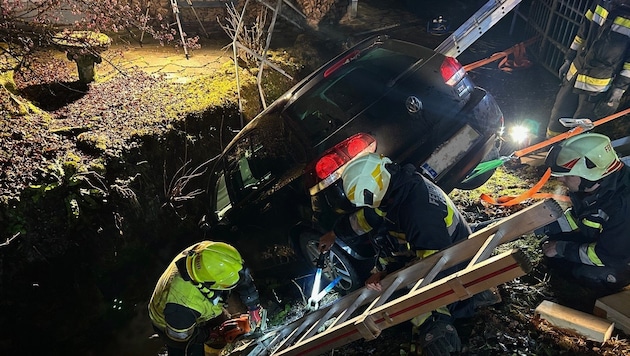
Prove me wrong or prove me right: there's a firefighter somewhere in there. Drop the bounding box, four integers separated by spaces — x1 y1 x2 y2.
148 241 264 356
541 133 630 294
546 0 630 138
318 153 500 356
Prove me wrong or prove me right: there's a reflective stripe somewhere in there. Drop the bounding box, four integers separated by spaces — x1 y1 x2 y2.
582 218 603 232
165 324 195 342
444 201 454 227
349 209 373 235
565 208 579 231
566 62 578 80
441 190 460 236
570 35 584 51
416 249 438 259
346 184 356 203
612 16 630 36
585 9 594 22
574 73 611 93
579 242 604 266
591 5 607 26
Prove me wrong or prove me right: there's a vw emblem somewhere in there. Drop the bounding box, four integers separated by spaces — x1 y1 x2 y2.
405 96 422 114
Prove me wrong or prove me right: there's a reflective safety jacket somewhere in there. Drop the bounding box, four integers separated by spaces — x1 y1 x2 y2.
553 165 630 270
148 243 259 342
333 163 471 270
564 1 630 94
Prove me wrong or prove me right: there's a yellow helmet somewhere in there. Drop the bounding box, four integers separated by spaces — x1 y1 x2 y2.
341 153 392 208
545 133 622 181
185 241 243 289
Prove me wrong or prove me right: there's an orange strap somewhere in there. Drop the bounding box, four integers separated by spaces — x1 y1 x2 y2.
463 36 539 72
513 106 630 158
479 168 571 206
497 42 532 72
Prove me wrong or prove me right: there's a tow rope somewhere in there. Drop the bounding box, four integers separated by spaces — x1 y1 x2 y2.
467 107 630 206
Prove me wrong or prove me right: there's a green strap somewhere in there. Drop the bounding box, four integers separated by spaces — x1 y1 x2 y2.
461 157 509 183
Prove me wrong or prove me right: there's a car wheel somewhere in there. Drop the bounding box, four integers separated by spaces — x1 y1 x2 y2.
455 146 500 190
298 230 364 293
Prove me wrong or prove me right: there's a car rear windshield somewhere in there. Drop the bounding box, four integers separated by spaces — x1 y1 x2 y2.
286 47 418 143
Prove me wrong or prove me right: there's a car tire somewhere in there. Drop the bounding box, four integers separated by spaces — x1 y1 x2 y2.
298 230 365 294
455 146 500 190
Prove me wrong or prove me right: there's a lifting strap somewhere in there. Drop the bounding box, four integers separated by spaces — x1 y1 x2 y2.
463 36 539 72
479 168 571 206
477 107 630 206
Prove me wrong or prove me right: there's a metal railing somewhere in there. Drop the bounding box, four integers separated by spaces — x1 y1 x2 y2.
520 0 593 77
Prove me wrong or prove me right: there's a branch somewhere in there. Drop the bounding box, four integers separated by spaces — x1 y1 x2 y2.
0 232 21 248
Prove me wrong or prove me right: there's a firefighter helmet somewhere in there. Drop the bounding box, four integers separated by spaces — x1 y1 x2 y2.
186 241 243 289
545 133 622 182
341 153 392 208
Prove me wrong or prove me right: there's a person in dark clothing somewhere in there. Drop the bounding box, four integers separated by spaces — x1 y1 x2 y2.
149 241 264 356
318 153 499 356
546 0 630 138
541 133 630 294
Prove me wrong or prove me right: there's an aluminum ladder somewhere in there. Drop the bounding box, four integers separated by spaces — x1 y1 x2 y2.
434 0 523 58
231 199 564 356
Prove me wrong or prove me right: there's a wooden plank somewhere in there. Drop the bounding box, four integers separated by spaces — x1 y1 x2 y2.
593 290 630 335
535 300 614 342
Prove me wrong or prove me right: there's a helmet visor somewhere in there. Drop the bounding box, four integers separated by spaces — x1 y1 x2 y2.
545 145 574 176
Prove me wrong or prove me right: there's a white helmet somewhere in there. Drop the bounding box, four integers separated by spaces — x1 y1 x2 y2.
545 133 623 181
341 153 392 208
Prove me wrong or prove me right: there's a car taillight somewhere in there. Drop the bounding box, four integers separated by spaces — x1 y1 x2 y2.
315 154 346 179
440 56 466 86
308 133 376 195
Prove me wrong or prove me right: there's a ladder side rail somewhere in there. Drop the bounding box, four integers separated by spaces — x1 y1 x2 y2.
435 0 516 54
273 249 530 356
435 0 523 57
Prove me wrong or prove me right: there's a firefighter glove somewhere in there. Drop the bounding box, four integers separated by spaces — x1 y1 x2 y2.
558 60 571 79
606 88 625 109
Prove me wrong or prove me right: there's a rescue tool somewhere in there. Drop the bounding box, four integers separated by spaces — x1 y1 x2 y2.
307 252 341 310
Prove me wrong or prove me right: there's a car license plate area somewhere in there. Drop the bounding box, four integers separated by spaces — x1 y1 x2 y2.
420 124 480 180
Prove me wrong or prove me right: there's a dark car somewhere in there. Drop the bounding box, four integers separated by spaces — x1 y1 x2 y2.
203 35 504 292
